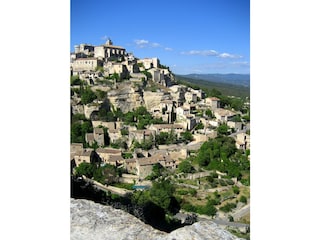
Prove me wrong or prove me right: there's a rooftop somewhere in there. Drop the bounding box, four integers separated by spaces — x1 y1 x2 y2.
96 148 121 154
94 128 104 134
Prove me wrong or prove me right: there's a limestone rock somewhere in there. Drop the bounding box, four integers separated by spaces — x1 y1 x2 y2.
71 198 165 240
107 84 143 113
71 198 244 240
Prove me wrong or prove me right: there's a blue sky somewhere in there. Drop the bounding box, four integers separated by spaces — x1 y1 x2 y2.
71 0 250 75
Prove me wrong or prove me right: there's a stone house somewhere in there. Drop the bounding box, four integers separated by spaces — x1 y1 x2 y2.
169 85 186 106
104 62 129 79
190 88 205 100
71 58 103 73
136 156 159 179
148 123 185 136
227 121 243 132
205 97 220 110
185 115 197 130
95 147 122 164
148 68 164 83
70 143 83 158
91 121 123 130
137 58 159 69
176 106 190 120
184 92 197 103
214 108 237 123
78 70 103 85
235 133 250 150
85 133 95 146
128 130 155 147
159 100 176 123
93 127 105 146
107 155 124 166
108 129 122 144
123 158 137 174
74 149 101 167
85 127 105 147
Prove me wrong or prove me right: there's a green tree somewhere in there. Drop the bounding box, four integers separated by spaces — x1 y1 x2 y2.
155 132 169 145
217 124 229 135
95 89 107 100
150 180 175 213
71 122 83 143
230 98 244 111
232 186 240 195
81 121 93 135
81 87 97 104
203 199 217 217
220 202 237 213
240 195 247 204
205 109 213 118
233 114 242 122
134 106 149 116
195 122 204 130
181 131 194 143
75 162 95 178
124 111 135 124
70 75 82 86
178 160 195 173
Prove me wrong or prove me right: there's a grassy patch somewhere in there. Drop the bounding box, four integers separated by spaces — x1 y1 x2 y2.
238 211 250 224
112 182 134 190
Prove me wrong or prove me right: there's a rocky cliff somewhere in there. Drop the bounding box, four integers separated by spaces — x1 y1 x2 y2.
107 83 144 113
71 198 243 240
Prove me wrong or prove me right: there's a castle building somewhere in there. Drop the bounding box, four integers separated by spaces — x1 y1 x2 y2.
94 38 126 60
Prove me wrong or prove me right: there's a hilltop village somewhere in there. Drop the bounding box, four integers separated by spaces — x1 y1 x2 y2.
70 39 250 237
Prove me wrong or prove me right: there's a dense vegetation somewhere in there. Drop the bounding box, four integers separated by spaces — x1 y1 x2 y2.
195 136 250 180
175 75 250 98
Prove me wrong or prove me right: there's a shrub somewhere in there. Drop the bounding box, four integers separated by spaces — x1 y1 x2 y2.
220 203 237 213
181 203 196 212
219 179 227 186
226 179 235 185
239 195 247 204
232 186 240 195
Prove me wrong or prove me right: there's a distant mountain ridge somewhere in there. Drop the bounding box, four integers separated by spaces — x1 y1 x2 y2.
178 73 250 87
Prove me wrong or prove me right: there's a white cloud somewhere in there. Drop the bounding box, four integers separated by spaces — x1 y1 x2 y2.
151 42 161 47
133 39 174 51
134 39 149 48
218 53 243 59
181 50 218 56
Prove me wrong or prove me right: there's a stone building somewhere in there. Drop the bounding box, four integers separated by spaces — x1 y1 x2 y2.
123 158 137 174
94 38 126 60
93 127 105 146
137 58 159 69
235 133 250 150
214 108 237 123
227 121 243 132
95 147 122 164
205 97 220 110
108 129 122 144
185 92 197 103
128 130 155 147
136 156 159 179
148 123 185 136
71 58 103 73
73 149 101 167
85 133 95 146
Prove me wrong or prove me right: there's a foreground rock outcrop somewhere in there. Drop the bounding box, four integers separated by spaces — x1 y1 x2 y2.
71 198 243 240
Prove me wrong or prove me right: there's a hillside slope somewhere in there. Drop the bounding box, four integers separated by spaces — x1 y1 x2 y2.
175 75 250 98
